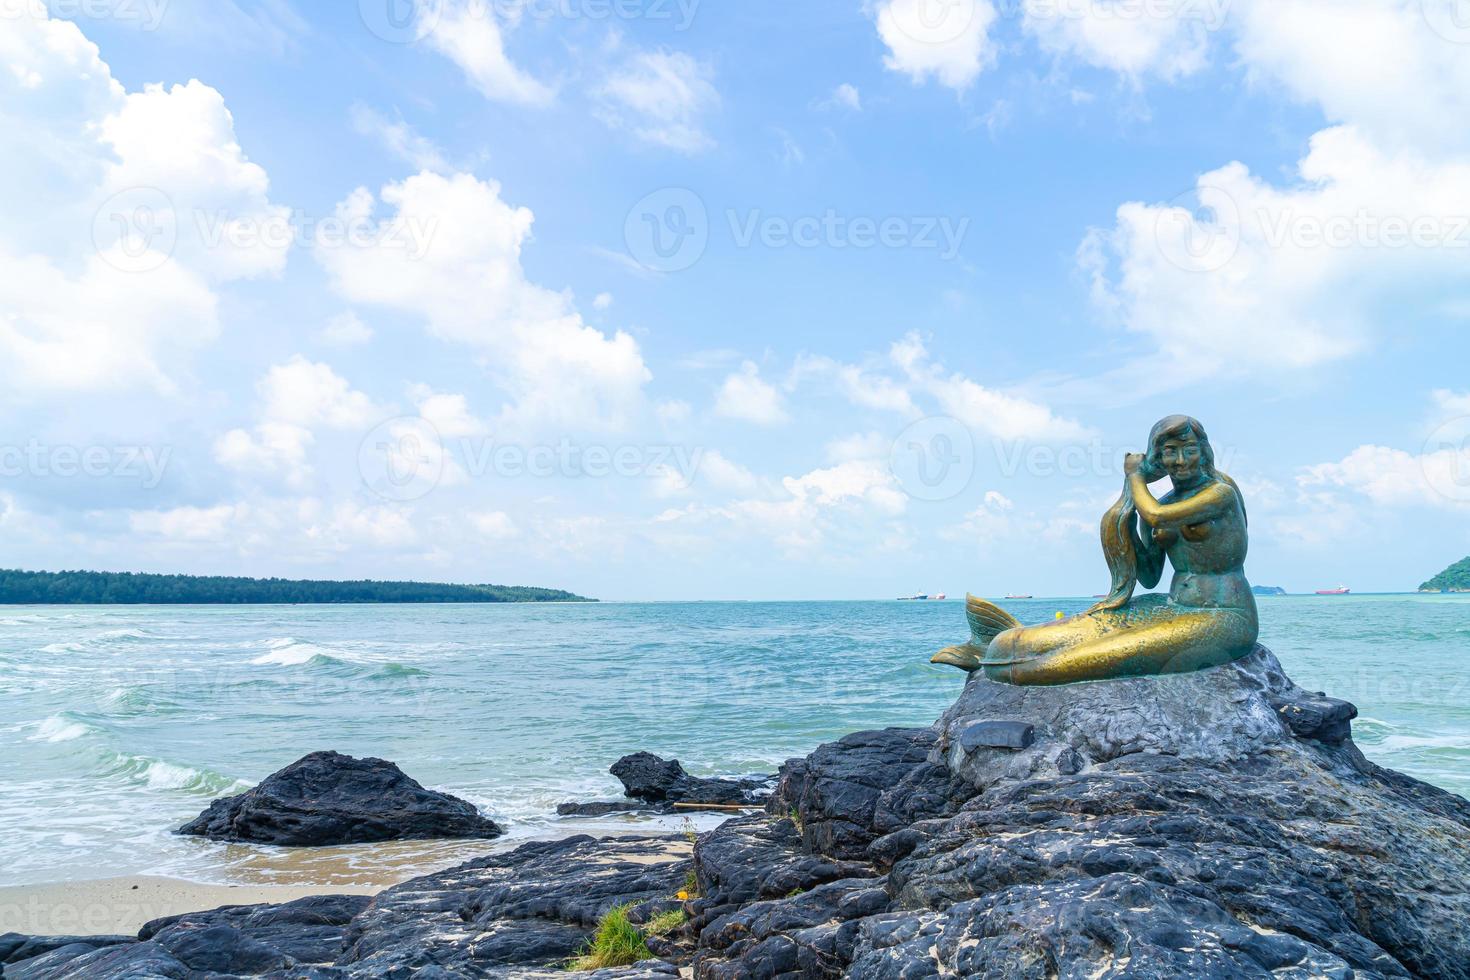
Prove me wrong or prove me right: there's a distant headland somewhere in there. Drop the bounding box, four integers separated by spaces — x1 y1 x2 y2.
1420 556 1470 593
0 569 594 605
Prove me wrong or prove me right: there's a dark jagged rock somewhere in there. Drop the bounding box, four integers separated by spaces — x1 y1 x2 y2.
611 752 768 806
1270 691 1359 743
767 728 969 861
338 834 691 975
558 753 772 817
2 894 369 980
177 751 503 846
0 935 132 969
14 645 1470 979
556 800 642 817
956 719 1034 751
686 646 1470 978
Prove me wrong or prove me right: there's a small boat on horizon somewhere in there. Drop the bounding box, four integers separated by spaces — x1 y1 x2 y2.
897 592 948 601
1315 585 1351 595
1004 594 1033 600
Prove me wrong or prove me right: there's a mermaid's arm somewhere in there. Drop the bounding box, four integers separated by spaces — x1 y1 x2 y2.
1129 474 1234 529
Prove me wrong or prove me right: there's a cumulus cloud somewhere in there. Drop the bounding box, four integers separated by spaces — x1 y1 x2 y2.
597 49 719 153
421 0 553 106
873 0 999 91
890 334 1090 441
1022 0 1217 80
0 7 286 393
1082 126 1470 382
714 361 788 425
316 171 651 429
316 312 373 347
214 357 378 486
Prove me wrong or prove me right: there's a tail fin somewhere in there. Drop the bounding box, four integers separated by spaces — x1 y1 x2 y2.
930 595 1022 672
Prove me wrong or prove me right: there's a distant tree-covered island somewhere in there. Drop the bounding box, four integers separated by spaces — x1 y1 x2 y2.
1250 585 1287 596
1420 557 1470 593
0 569 594 605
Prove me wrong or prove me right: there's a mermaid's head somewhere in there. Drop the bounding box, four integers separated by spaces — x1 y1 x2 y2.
1145 415 1216 487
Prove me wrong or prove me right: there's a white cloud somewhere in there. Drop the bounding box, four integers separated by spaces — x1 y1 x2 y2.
597 49 718 153
1021 0 1216 80
350 104 451 173
593 292 614 311
0 8 286 393
409 384 485 438
1300 443 1470 512
129 503 244 541
1082 126 1470 382
1231 0 1470 158
831 83 862 111
317 311 374 347
258 356 376 428
794 353 918 415
469 510 519 540
714 361 788 425
697 450 759 493
656 399 692 424
316 171 651 429
890 334 1090 440
214 357 377 486
422 0 553 107
874 0 999 91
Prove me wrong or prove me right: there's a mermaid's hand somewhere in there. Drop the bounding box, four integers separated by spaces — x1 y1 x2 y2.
1124 452 1147 477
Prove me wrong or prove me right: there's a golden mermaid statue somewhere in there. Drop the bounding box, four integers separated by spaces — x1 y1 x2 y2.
933 415 1259 685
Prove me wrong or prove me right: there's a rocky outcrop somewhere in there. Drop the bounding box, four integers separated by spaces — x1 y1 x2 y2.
558 753 771 816
686 645 1470 978
177 750 503 846
12 645 1470 979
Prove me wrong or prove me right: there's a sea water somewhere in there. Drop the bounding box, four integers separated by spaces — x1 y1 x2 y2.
1 596 1467 888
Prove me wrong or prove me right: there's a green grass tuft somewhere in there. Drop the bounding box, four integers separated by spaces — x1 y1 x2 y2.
566 903 652 972
644 909 687 937
683 868 700 898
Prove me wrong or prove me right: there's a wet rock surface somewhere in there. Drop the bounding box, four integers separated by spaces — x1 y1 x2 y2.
177 751 504 846
12 646 1470 978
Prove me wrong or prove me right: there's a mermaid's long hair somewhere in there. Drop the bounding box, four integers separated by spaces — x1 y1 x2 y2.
1089 416 1243 614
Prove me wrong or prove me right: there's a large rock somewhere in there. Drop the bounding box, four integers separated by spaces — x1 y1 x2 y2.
686 645 1470 978
177 750 503 846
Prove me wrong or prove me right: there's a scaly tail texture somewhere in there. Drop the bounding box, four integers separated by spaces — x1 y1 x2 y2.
931 595 1022 671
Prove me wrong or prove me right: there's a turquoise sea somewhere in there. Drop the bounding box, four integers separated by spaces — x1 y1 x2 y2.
2 595 1468 888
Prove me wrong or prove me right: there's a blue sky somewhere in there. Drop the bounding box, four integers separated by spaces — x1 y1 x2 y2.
2 0 1469 600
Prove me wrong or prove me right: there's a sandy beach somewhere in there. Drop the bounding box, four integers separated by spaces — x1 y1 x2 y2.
0 876 383 937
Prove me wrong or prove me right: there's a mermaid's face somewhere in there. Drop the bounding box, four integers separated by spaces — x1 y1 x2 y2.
1159 430 1203 484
